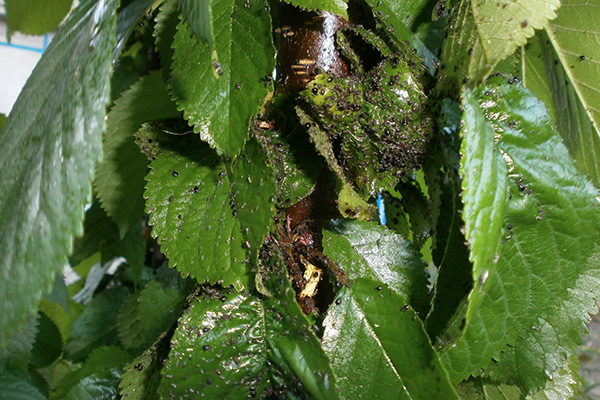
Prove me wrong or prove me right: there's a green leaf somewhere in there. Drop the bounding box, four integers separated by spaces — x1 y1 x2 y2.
439 78 600 390
65 286 131 362
523 27 600 187
117 275 191 350
0 0 117 346
322 278 458 399
65 346 131 400
158 258 338 399
119 334 170 400
392 181 433 250
259 253 339 400
280 0 347 19
438 0 559 93
0 370 46 400
230 138 277 265
0 316 39 373
96 71 180 232
423 100 473 342
153 0 179 77
70 201 120 266
43 274 71 313
459 87 509 285
255 117 322 208
114 0 156 60
179 0 215 49
5 0 73 36
323 219 430 315
296 107 376 219
144 134 251 289
39 299 74 346
169 0 275 156
70 200 144 281
29 312 63 368
483 274 592 393
364 0 439 73
157 290 270 399
456 356 580 399
545 0 600 141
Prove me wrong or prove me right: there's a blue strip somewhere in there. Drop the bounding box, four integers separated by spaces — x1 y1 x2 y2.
0 41 45 53
377 193 387 226
0 34 49 53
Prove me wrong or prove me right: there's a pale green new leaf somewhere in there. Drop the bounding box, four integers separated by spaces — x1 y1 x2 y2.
96 71 179 232
439 0 559 92
440 79 600 391
5 0 73 37
0 0 117 345
144 134 251 290
281 0 347 19
169 0 275 156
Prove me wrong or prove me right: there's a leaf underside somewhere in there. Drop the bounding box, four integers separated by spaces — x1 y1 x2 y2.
0 0 117 345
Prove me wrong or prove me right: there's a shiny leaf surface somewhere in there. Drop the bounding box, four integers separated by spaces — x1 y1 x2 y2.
157 282 338 399
459 88 508 284
144 134 251 289
323 219 429 314
322 278 458 399
169 0 275 156
440 79 600 392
